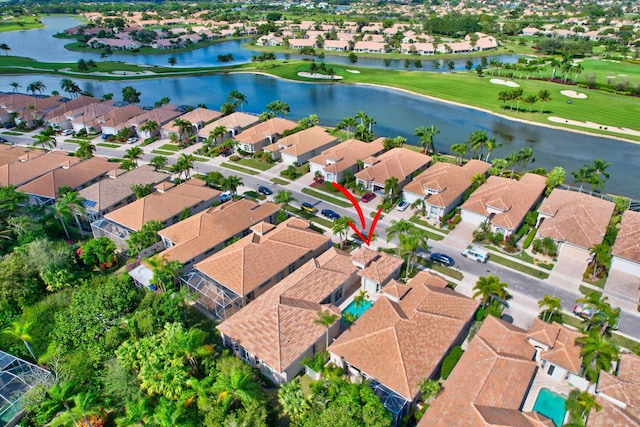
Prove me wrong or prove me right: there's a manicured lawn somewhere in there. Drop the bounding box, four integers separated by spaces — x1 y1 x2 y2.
2 131 25 136
236 158 275 171
220 162 260 175
157 143 180 152
64 139 82 144
489 252 550 279
579 285 602 297
193 156 209 162
409 214 449 235
0 17 43 33
301 188 352 208
308 183 349 200
289 207 333 229
414 258 463 280
97 143 119 148
151 149 175 156
271 177 289 185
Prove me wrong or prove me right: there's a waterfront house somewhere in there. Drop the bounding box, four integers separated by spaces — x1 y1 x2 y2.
287 38 317 49
354 148 431 195
353 41 386 53
181 218 332 319
460 173 546 238
96 105 144 136
160 107 222 139
43 96 100 131
611 210 640 277
197 112 259 141
309 138 385 183
128 106 182 139
234 117 298 154
263 126 338 165
64 101 117 133
399 43 435 55
403 160 491 220
323 40 350 51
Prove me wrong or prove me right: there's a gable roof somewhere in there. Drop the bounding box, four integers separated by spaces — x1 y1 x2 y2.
527 319 583 374
330 272 478 401
158 199 280 263
0 146 38 168
161 108 222 133
264 126 337 157
0 151 81 187
538 189 614 248
355 148 431 185
104 178 219 231
308 138 385 175
590 354 640 426
234 118 298 145
357 251 404 284
43 96 100 121
461 173 546 231
612 210 640 263
198 112 259 136
194 218 331 297
419 316 538 427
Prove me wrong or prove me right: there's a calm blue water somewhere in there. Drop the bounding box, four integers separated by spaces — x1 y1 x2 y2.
343 299 373 318
533 388 566 427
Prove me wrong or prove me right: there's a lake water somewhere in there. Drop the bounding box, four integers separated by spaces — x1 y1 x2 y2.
2 17 640 199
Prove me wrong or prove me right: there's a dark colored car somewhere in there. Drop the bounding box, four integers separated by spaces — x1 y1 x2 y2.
429 253 455 267
361 192 376 203
101 134 113 140
258 186 273 195
0 137 8 143
301 202 317 213
321 209 340 220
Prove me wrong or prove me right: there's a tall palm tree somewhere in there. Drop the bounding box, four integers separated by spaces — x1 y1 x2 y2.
332 216 352 249
265 100 291 118
467 130 488 160
212 367 261 414
571 166 594 191
227 90 247 112
484 137 501 162
38 381 77 421
386 219 412 255
139 120 159 138
517 147 535 171
590 159 611 192
32 131 57 151
338 117 357 139
173 153 196 180
58 191 87 235
51 197 73 239
565 389 601 425
450 143 468 165
575 328 619 382
124 146 144 167
150 155 168 171
399 229 428 279
0 43 10 56
384 176 399 202
588 243 611 282
274 190 295 215
173 118 194 147
10 82 21 93
538 295 562 322
473 275 510 308
3 320 37 361
209 125 228 145
314 309 340 349
511 88 524 114
538 89 551 113
414 125 440 154
221 174 243 196
75 140 95 159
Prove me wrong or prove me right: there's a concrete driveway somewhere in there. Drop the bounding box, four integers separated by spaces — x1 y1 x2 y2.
548 244 590 292
443 221 476 251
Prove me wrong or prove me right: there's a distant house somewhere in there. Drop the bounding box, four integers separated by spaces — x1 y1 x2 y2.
353 41 386 53
234 118 298 154
403 160 491 220
309 138 385 183
399 42 435 55
521 27 542 36
287 38 316 49
460 173 546 238
355 148 431 194
256 33 284 46
263 126 338 164
181 218 332 319
217 248 359 384
87 37 141 50
611 210 640 277
323 40 350 51
91 179 220 249
589 353 640 426
330 271 479 425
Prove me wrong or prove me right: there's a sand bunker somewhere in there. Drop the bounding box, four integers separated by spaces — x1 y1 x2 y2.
346 69 360 74
297 72 343 80
548 116 640 137
489 78 520 87
560 90 588 99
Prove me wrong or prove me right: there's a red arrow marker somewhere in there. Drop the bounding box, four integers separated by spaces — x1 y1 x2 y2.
330 182 382 246
331 182 366 229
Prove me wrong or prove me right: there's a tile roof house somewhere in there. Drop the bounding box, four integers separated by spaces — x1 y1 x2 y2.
128 106 182 139
66 101 117 133
0 151 80 188
353 40 386 53
324 39 350 51
16 157 116 206
419 316 545 427
181 218 332 319
217 248 360 384
91 178 220 249
157 199 281 268
0 94 65 129
160 108 222 139
460 173 547 238
355 148 431 195
330 271 479 424
352 247 404 295
309 138 385 183
403 160 491 221
0 146 38 168
43 96 100 130
95 105 145 135
77 165 170 223
610 210 640 277
537 189 615 250
197 112 260 140
526 319 584 384
264 126 338 165
234 118 298 154
588 353 640 426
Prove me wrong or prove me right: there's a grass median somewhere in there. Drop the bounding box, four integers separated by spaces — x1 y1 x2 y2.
489 252 550 279
301 188 352 208
221 162 260 176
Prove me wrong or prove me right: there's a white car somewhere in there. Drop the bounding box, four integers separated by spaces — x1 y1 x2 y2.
396 200 410 211
61 129 74 136
127 137 139 144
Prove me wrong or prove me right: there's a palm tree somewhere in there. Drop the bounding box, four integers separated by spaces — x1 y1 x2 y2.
314 309 340 349
173 153 196 180
31 80 46 94
517 147 535 171
209 125 228 145
565 389 601 425
411 198 426 217
274 190 295 215
511 88 524 114
205 171 224 189
538 295 562 322
3 320 37 361
450 143 468 165
484 137 501 162
150 155 168 171
538 89 551 113
575 328 619 382
386 219 412 255
57 191 87 234
38 381 77 421
588 243 611 281
0 43 10 56
212 367 261 414
571 166 594 191
467 130 488 159
590 159 611 192
227 90 247 112
353 289 369 309
473 274 510 308
75 140 95 159
173 118 194 147
414 125 440 154
221 175 243 196
524 94 538 113
139 120 159 138
278 380 309 421
384 176 399 202
399 228 428 279
332 216 352 249
265 100 291 117
32 131 57 151
124 146 144 167
10 82 21 93
549 58 561 80
51 197 72 239
338 117 357 139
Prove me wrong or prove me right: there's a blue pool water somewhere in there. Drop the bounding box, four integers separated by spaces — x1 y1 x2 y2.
342 299 373 319
532 388 567 427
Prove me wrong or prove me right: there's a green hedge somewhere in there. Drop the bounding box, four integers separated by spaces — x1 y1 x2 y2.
440 346 464 380
523 227 537 249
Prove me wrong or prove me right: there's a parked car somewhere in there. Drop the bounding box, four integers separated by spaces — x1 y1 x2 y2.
321 209 340 220
258 186 273 195
573 305 619 330
461 246 489 263
301 202 317 213
0 137 8 143
429 253 455 267
127 137 139 144
101 134 113 140
61 129 74 136
396 200 410 211
220 192 232 203
361 192 376 203
3 123 15 129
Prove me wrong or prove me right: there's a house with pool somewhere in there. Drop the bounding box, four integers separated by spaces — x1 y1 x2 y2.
329 271 479 425
351 247 403 295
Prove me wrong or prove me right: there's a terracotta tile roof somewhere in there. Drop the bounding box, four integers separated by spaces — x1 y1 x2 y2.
275 127 337 157
590 354 640 426
589 396 640 427
67 101 116 124
17 157 115 199
612 210 640 263
357 251 404 284
419 316 537 427
404 160 490 208
158 199 280 263
355 148 431 186
234 118 298 145
527 319 583 374
161 108 222 133
475 407 554 427
330 274 478 401
308 138 385 175
538 189 614 249
44 96 100 120
0 94 64 113
461 173 546 231
128 106 182 127
194 218 331 297
94 105 144 130
216 249 354 373
198 112 259 136
0 146 38 168
104 178 219 231
350 247 380 267
0 151 80 187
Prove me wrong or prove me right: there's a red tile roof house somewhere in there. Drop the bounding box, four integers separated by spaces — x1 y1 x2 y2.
353 41 387 53
588 353 640 426
160 107 222 140
216 247 360 384
234 118 298 154
64 101 117 133
287 38 317 49
128 106 182 139
309 138 385 183
611 210 640 277
90 178 220 250
43 96 101 131
351 247 404 295
0 94 65 129
180 218 332 320
77 165 170 223
0 151 80 188
197 112 260 142
94 105 145 136
403 160 491 221
263 126 338 165
460 173 547 238
329 271 479 425
419 316 553 427
355 148 431 195
536 189 615 253
16 157 116 207
0 145 38 168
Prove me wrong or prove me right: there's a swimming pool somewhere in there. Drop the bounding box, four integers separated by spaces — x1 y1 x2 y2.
342 299 373 319
532 388 567 427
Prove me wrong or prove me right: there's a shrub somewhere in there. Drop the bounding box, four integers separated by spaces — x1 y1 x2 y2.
440 346 464 380
523 227 537 249
475 307 486 321
229 155 240 161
